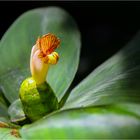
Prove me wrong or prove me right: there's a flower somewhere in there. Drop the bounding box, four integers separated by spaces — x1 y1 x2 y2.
30 33 60 85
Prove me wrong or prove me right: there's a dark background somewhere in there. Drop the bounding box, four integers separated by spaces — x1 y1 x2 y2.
0 1 140 87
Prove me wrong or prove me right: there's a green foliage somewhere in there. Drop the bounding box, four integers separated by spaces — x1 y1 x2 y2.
64 31 140 109
20 104 140 139
0 91 8 118
0 7 80 103
8 99 25 123
0 6 140 139
0 128 21 140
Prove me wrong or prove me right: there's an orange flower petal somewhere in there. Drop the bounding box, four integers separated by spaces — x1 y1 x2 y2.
36 33 60 63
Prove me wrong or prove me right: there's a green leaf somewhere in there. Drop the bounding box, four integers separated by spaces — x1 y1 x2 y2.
0 95 21 129
0 128 21 140
0 118 20 130
0 7 80 103
0 101 8 118
114 103 140 117
8 99 26 123
0 90 8 118
20 104 140 139
63 32 140 109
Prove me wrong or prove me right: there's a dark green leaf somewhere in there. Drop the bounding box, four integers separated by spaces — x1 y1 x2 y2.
64 32 140 109
20 104 140 139
0 90 8 118
0 7 80 103
0 102 8 118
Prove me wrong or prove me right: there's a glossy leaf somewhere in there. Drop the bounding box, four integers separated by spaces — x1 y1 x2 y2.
8 99 25 123
20 104 140 139
0 128 21 140
0 7 80 103
64 32 140 109
0 95 21 130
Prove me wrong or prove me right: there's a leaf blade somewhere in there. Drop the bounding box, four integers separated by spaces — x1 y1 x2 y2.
0 128 21 140
8 99 26 123
0 7 80 103
0 90 8 118
20 104 140 139
64 31 140 109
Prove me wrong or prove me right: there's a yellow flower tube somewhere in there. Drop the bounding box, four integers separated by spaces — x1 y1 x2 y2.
30 33 60 85
19 33 60 122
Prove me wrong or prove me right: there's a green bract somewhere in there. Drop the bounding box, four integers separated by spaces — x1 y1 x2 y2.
0 7 140 139
20 77 58 121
